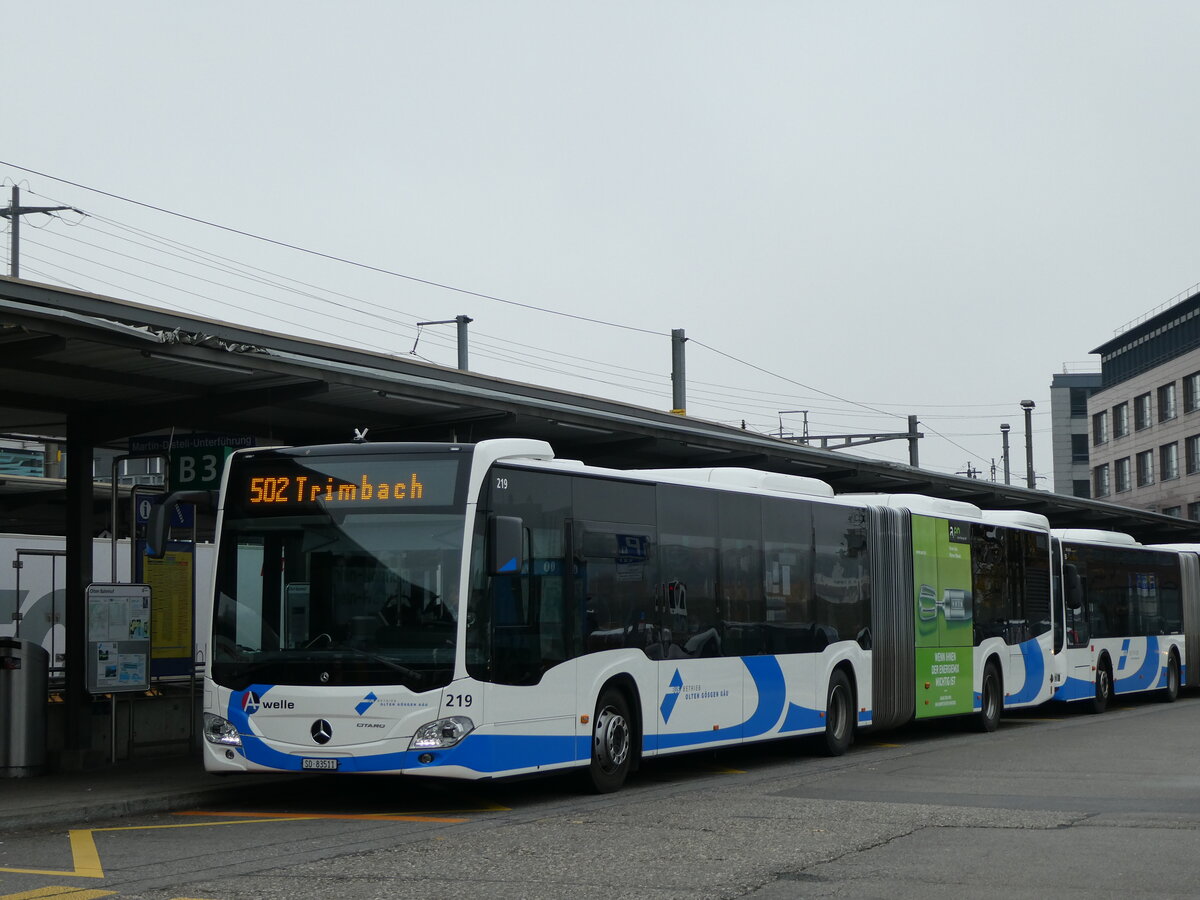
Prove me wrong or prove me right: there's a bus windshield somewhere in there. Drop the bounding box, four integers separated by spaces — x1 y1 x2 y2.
210 450 468 692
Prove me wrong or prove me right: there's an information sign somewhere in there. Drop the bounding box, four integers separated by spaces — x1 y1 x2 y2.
85 583 151 694
135 541 196 677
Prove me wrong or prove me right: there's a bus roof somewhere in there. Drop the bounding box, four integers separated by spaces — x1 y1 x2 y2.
1052 528 1141 547
979 509 1051 531
634 467 835 498
843 493 982 520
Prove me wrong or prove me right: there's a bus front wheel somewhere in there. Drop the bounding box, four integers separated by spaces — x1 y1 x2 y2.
587 688 633 793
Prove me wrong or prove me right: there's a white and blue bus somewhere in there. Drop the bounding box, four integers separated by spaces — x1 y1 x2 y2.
1051 530 1188 711
173 439 1188 791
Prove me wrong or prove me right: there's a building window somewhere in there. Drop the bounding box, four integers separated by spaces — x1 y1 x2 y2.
1136 450 1155 486
1187 372 1200 413
1070 387 1091 418
1189 501 1200 521
1070 433 1089 463
1093 464 1110 498
1161 442 1180 481
1135 393 1152 430
1113 402 1129 438
1092 410 1109 445
1189 435 1200 475
1158 382 1178 422
1164 506 1183 518
1073 479 1091 498
1114 457 1131 493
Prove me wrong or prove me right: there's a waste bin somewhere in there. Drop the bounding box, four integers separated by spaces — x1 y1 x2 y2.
0 638 48 777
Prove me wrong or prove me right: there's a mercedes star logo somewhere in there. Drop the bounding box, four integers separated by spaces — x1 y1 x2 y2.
311 719 333 744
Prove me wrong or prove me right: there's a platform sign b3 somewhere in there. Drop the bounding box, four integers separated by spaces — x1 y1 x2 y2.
170 445 231 491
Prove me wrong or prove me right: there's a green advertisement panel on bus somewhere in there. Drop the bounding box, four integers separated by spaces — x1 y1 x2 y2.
912 515 974 717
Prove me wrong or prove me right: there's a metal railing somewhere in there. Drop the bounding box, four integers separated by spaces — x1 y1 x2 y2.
1115 282 1200 336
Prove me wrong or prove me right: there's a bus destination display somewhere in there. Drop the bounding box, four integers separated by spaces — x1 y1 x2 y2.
230 457 461 514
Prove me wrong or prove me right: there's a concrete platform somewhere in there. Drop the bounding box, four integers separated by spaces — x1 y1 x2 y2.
1 754 303 832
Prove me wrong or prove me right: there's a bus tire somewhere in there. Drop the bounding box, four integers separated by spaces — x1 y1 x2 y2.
587 688 633 794
1091 658 1112 715
822 669 854 757
976 661 1001 733
1161 653 1180 703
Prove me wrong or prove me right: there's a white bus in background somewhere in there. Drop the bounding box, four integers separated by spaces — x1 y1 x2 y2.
0 534 214 674
1053 530 1187 711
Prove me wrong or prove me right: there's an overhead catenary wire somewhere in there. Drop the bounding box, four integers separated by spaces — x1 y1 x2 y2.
34 206 679 388
23 173 1048 418
2 159 664 337
5 162 1051 473
17 165 1044 424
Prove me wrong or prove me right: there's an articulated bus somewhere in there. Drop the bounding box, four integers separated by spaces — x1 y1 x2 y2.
175 439 1193 792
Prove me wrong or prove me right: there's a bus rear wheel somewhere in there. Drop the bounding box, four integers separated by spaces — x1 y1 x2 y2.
822 670 853 756
587 688 633 794
976 661 1001 733
1161 653 1180 703
1090 659 1112 714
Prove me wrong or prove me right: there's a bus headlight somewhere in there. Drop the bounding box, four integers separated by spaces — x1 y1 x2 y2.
203 713 243 747
409 716 475 750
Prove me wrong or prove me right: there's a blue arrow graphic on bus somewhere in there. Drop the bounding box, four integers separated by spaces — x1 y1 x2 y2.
660 669 684 723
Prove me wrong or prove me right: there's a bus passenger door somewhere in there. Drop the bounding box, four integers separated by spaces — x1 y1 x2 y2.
479 515 579 774
572 522 660 752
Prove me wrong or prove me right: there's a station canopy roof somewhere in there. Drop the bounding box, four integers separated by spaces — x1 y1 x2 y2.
1 274 1197 544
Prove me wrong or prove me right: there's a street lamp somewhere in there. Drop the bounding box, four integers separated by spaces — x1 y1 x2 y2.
1000 423 1011 485
1020 400 1036 489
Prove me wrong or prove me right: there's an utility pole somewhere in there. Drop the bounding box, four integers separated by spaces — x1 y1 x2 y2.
777 413 924 459
670 328 686 415
455 315 471 370
778 409 809 441
1000 423 1011 485
414 315 473 370
0 186 73 277
1021 400 1036 489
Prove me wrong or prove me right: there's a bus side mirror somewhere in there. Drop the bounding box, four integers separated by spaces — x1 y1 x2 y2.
488 515 524 576
146 490 218 559
1064 564 1083 612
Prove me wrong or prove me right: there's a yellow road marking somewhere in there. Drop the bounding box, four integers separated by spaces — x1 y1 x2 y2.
0 798 499 881
174 810 469 823
0 887 115 899
0 817 314 879
0 830 105 879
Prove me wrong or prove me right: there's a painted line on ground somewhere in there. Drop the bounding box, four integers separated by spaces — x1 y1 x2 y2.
0 817 316 879
173 810 471 823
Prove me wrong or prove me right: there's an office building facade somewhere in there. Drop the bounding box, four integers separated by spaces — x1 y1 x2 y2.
1049 371 1102 497
1087 290 1200 519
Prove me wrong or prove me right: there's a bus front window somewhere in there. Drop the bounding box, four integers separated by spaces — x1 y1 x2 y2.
212 512 465 691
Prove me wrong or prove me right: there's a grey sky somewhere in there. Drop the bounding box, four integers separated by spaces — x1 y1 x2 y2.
6 2 1200 484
